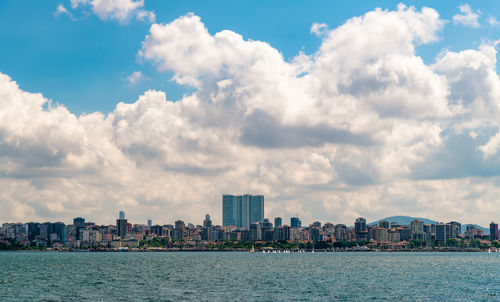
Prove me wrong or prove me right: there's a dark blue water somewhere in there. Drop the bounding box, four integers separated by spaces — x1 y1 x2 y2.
0 252 499 301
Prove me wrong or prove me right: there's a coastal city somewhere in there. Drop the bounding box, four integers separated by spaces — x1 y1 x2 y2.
1 194 499 252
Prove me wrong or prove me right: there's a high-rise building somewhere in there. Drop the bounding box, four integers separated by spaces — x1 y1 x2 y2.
117 211 127 239
354 217 368 241
222 194 264 228
290 217 302 228
223 195 236 227
374 227 388 242
274 217 282 228
283 225 291 241
448 221 461 238
203 214 212 228
310 228 320 242
247 195 264 227
435 223 448 245
249 222 262 241
73 217 85 227
334 224 347 241
26 222 40 241
260 219 273 241
150 225 163 236
410 220 424 240
354 218 367 233
147 220 152 228
174 220 185 240
490 221 499 241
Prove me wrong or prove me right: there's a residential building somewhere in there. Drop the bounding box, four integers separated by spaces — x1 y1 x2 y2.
274 217 282 228
290 217 302 228
490 221 499 241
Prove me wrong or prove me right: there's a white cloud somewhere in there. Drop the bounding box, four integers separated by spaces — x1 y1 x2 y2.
127 71 145 84
487 15 500 26
70 0 155 24
452 4 480 28
54 4 75 20
310 22 328 37
5 5 500 226
136 9 155 23
478 131 500 158
71 0 90 9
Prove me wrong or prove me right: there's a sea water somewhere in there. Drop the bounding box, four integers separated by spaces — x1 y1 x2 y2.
0 251 499 301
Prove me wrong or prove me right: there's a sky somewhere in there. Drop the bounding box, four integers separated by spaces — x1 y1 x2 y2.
2 1 500 226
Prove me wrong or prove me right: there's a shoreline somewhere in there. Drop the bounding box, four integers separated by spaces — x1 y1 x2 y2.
0 248 492 253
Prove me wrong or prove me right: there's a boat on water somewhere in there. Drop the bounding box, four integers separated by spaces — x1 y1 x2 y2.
250 245 255 253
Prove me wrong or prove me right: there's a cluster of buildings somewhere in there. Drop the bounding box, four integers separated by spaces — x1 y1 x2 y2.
1 194 499 249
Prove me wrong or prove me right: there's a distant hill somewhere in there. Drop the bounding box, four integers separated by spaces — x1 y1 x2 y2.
368 216 437 227
368 215 489 235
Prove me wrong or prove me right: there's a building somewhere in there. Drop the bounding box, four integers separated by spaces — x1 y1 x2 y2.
222 195 236 227
354 218 366 233
490 222 499 241
373 227 388 242
448 221 461 238
435 223 448 245
290 217 302 228
410 220 424 240
174 220 185 241
117 211 127 239
309 228 320 242
150 225 163 236
355 218 368 241
378 220 389 229
26 222 40 241
334 224 347 241
274 217 282 228
388 230 400 242
147 220 152 228
222 194 264 228
465 224 475 238
203 215 212 228
249 222 261 241
73 217 85 240
73 217 85 227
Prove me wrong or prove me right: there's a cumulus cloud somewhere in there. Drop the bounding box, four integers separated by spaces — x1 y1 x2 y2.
70 0 155 23
127 71 145 84
136 9 155 23
452 4 480 28
310 22 328 37
5 5 500 226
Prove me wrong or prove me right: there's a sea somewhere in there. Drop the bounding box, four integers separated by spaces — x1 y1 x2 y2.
0 251 499 301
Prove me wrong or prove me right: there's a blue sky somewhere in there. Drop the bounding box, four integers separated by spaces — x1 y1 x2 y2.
3 1 500 225
0 1 498 114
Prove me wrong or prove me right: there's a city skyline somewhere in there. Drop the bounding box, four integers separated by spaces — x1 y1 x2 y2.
1 209 498 251
4 1 500 226
0 209 496 233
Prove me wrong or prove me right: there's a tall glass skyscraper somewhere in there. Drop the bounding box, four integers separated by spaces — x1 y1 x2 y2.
223 195 236 227
290 217 302 228
222 194 264 228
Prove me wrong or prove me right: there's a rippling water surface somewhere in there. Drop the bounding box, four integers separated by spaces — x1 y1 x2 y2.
1 252 499 301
